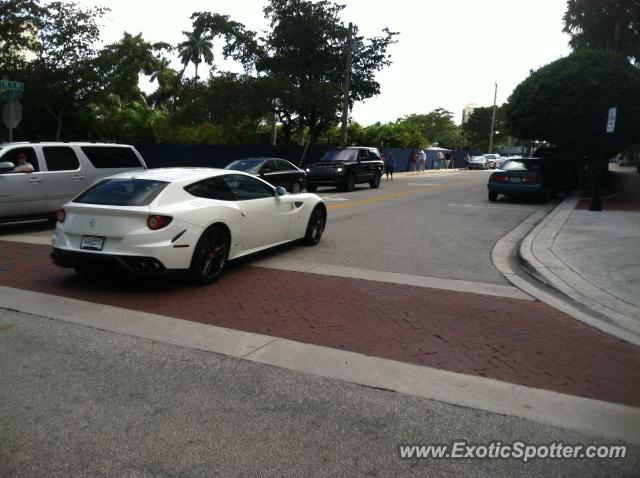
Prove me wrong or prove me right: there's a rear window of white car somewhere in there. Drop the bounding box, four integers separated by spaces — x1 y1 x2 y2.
73 178 168 206
81 146 143 169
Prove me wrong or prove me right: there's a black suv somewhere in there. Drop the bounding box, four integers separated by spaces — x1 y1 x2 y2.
305 147 384 192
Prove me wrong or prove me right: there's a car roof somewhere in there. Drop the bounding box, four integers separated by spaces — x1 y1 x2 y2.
0 141 134 147
106 167 253 183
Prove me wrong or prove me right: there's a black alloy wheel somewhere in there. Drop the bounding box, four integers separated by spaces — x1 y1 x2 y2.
341 173 356 192
189 225 230 285
302 205 326 245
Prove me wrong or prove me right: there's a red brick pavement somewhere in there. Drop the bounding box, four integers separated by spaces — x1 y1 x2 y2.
576 169 640 212
1 241 639 407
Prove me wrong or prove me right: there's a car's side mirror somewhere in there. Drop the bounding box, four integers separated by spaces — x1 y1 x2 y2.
0 161 15 173
275 186 287 197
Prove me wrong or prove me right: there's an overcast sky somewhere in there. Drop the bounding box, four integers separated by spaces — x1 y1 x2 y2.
76 0 573 126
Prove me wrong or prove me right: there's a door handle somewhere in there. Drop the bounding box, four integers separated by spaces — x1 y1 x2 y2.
241 210 247 217
71 175 85 181
28 178 42 183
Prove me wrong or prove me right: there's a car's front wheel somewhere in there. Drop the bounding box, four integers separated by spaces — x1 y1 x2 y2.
289 181 302 194
341 173 356 192
302 205 326 246
189 225 230 285
369 172 381 189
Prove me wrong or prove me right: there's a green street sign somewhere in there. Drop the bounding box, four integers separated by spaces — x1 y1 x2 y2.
0 80 24 92
0 80 24 100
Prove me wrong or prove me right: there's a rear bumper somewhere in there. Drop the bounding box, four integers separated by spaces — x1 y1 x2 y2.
487 183 544 195
51 248 173 275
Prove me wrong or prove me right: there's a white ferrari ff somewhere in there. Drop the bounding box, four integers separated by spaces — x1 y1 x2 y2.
51 168 327 284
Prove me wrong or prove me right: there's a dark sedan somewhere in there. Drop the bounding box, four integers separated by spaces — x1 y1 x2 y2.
225 157 306 194
487 157 557 202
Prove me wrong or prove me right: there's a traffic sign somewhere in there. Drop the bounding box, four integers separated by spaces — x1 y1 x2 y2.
0 80 24 91
3 100 22 130
606 106 617 133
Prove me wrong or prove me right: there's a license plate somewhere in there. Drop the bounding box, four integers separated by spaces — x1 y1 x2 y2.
509 177 522 183
80 235 105 251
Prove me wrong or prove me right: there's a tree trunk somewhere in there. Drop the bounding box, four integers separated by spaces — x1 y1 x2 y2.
45 104 64 141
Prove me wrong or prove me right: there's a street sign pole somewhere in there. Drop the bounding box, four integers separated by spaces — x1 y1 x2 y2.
8 102 12 142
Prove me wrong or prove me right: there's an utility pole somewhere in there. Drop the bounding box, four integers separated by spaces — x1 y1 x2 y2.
340 22 353 148
488 82 497 153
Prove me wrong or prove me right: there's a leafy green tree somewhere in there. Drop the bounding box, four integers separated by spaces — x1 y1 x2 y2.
12 1 108 140
0 0 44 70
177 29 214 80
402 109 464 149
461 105 510 152
563 0 640 63
95 33 172 104
505 49 640 163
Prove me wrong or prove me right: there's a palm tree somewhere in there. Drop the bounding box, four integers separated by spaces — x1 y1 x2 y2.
177 30 214 80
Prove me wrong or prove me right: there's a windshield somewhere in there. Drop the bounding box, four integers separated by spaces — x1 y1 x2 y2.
501 160 543 172
320 149 357 162
74 178 169 206
471 156 485 161
225 159 264 174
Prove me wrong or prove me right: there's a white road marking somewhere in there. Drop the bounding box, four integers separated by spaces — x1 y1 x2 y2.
319 196 349 201
408 183 437 186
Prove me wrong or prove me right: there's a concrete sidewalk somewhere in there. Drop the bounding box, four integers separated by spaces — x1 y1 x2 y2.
519 167 640 345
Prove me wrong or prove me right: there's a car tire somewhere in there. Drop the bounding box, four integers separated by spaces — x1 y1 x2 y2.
369 172 381 189
188 225 230 285
306 184 317 192
341 173 355 192
488 191 498 202
290 181 302 194
302 205 326 246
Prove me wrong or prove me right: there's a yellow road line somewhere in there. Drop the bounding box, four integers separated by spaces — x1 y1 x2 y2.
326 179 480 211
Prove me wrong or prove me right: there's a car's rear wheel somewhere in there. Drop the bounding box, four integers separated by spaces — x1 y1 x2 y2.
488 191 498 202
369 172 381 189
306 184 317 192
189 225 229 285
302 205 326 246
290 181 302 194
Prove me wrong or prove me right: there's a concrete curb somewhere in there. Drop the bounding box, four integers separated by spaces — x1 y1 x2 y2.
1 285 640 446
518 193 640 345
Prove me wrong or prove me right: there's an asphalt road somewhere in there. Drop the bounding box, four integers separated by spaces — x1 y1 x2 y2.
263 169 556 285
2 309 637 478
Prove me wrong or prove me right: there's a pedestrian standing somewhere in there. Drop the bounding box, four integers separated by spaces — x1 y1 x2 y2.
436 151 444 170
464 153 471 170
384 152 396 180
418 148 426 172
409 149 417 172
444 151 452 170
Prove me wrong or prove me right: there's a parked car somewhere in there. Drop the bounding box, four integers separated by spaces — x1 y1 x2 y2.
0 142 147 224
467 156 490 170
51 168 326 285
487 157 557 202
225 157 306 194
483 153 501 168
305 147 384 192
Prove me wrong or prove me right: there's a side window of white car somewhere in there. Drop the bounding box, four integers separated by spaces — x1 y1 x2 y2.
43 147 80 171
223 174 275 201
184 177 236 201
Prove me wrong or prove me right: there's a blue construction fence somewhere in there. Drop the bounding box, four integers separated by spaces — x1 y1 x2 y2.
380 148 482 171
135 144 482 171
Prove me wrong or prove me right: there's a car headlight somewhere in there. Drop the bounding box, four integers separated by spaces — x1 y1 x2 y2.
305 168 310 173
335 167 343 172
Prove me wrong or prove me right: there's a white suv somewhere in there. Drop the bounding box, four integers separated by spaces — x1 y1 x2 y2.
0 142 147 223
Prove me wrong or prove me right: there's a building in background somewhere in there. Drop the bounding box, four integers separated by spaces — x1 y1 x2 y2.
461 103 478 124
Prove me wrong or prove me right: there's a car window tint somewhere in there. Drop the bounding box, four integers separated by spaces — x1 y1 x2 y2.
358 149 369 160
223 174 275 200
74 179 168 206
5 147 39 172
277 159 294 171
43 147 80 171
81 146 143 168
262 160 276 173
368 150 380 160
184 177 236 201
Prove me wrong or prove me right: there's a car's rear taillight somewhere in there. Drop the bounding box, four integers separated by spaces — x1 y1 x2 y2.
147 215 172 230
490 174 508 182
56 209 65 223
522 175 542 184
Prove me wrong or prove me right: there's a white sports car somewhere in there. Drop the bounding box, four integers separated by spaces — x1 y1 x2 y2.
51 168 327 284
